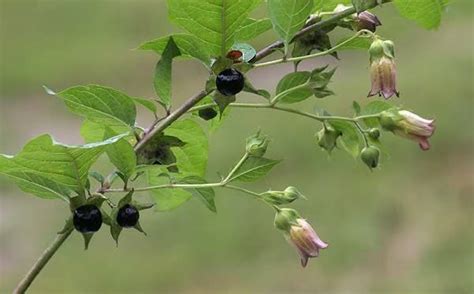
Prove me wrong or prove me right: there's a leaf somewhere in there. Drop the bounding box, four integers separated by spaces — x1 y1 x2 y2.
0 134 127 200
361 100 394 127
165 119 208 177
154 37 181 109
80 120 131 144
393 0 445 29
230 156 281 182
133 97 158 117
329 121 362 158
352 101 362 115
54 85 136 129
104 128 137 182
181 176 216 212
235 18 273 41
244 79 271 99
138 34 211 66
212 91 236 116
335 35 372 51
267 0 314 54
313 0 351 12
167 0 262 56
146 167 192 211
275 71 313 104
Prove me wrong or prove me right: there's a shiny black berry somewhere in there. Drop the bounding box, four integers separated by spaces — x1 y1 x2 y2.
116 204 140 228
216 68 244 96
73 205 102 233
198 108 218 121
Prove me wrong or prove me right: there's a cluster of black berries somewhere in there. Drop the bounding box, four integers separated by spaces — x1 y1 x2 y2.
73 204 139 233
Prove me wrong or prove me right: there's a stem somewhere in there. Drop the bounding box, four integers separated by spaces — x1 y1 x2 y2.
222 153 249 183
14 228 73 294
254 30 374 68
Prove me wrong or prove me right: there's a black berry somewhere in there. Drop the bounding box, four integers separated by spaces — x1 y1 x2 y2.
198 108 218 120
216 68 244 96
116 204 140 228
73 204 102 233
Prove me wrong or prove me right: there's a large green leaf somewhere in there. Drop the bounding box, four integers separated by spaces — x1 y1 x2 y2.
165 119 208 177
104 128 137 181
146 167 192 211
80 120 131 144
167 0 262 56
394 0 445 29
0 134 127 200
330 121 362 158
55 85 136 129
154 37 181 109
230 156 280 182
138 34 211 66
267 0 314 54
275 72 313 104
181 176 217 212
235 18 273 41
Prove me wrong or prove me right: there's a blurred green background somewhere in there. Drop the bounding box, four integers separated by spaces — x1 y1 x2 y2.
1 0 473 293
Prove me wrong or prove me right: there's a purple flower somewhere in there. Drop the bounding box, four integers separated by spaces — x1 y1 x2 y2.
356 11 382 32
289 218 328 267
368 39 399 99
380 110 436 150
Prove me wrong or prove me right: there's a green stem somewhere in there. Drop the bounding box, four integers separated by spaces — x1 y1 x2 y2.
222 153 249 183
14 228 74 294
254 30 374 68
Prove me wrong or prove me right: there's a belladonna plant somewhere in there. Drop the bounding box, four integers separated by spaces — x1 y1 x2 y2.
0 0 448 292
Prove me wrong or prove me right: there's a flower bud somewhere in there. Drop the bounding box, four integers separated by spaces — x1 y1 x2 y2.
368 128 381 140
246 131 269 157
368 39 399 99
316 125 341 152
355 11 382 32
261 186 305 205
379 109 436 150
360 146 380 169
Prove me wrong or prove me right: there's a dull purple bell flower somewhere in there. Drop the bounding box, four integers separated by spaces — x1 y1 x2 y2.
356 11 382 32
368 39 399 99
379 110 436 150
274 208 328 267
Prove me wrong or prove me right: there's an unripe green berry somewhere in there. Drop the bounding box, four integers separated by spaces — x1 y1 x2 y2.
368 128 381 140
360 146 380 169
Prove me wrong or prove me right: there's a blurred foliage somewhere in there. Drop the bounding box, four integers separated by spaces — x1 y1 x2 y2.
0 0 473 293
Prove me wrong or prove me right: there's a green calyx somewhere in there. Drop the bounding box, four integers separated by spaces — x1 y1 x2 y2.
274 208 300 232
246 131 269 157
360 146 380 169
316 125 341 153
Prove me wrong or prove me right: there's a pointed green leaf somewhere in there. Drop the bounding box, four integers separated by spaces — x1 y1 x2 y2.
274 71 313 104
394 0 445 29
0 134 127 200
181 176 217 212
139 34 211 66
146 167 192 211
80 120 131 144
235 18 273 42
230 156 281 182
167 0 262 56
54 85 136 129
330 121 362 158
165 119 209 176
154 37 181 109
104 128 137 181
133 97 158 117
267 0 314 54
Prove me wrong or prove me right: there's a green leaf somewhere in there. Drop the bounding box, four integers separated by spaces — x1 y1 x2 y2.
181 176 216 212
329 121 362 157
335 35 372 51
212 91 236 116
80 120 131 144
230 156 280 182
133 97 158 117
235 18 273 41
138 34 211 66
154 37 181 109
167 0 262 56
146 167 192 211
267 0 314 54
165 119 208 177
314 0 351 12
0 134 127 200
275 71 313 104
393 0 445 29
54 85 136 129
104 128 137 182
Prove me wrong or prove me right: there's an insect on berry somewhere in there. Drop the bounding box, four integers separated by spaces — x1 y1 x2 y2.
73 204 103 233
216 68 245 96
116 204 140 228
